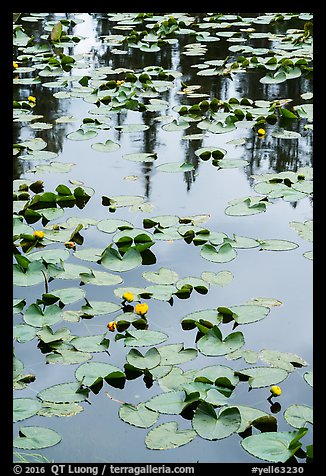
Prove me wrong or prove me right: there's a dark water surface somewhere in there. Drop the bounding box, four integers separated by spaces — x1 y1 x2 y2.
13 13 313 463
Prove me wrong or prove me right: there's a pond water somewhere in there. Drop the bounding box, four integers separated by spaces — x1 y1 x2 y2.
13 13 313 464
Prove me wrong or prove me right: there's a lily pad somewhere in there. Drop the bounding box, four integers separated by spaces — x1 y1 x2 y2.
143 267 179 285
284 404 313 428
70 335 110 353
192 403 241 440
258 239 298 251
119 403 159 428
67 129 98 140
14 426 61 450
200 243 237 263
126 348 161 370
13 399 42 422
197 326 245 356
37 382 89 403
81 300 121 317
101 247 142 272
157 344 197 365
236 367 289 388
91 139 120 152
201 270 233 287
156 162 195 173
303 371 313 387
145 422 196 450
241 428 308 463
124 330 168 347
75 361 125 388
23 304 62 328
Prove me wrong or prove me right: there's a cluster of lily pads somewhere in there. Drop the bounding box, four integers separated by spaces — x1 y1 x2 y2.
13 12 313 463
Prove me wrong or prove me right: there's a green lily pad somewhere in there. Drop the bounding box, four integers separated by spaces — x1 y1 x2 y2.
119 403 159 429
145 422 196 450
124 330 168 347
200 243 237 263
258 239 299 251
36 326 71 344
13 399 42 422
284 404 313 428
230 304 270 325
14 426 61 450
115 123 149 132
13 261 46 287
145 391 187 415
181 309 222 330
96 219 133 234
79 269 123 286
37 402 84 418
51 287 85 305
225 197 269 216
156 162 195 173
67 129 98 140
126 348 161 370
259 349 307 372
75 361 125 388
304 371 313 387
192 403 241 440
157 344 197 365
241 428 308 463
272 129 301 139
46 349 92 365
73 248 103 262
236 367 289 388
81 300 120 317
37 382 89 403
289 221 313 242
197 326 245 356
101 247 142 272
91 139 120 152
23 304 62 328
13 324 37 343
201 270 233 287
303 250 313 260
70 335 110 353
143 267 179 285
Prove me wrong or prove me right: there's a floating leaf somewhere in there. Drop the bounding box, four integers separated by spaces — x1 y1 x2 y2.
181 309 221 330
157 344 197 365
272 129 301 140
97 219 133 234
230 304 270 325
303 371 313 387
13 399 42 422
13 261 46 287
143 267 179 285
145 422 196 450
201 271 233 287
67 129 98 141
145 391 187 415
23 304 62 328
115 123 149 132
119 403 159 428
13 325 37 343
124 330 168 347
289 221 313 242
75 361 125 388
73 248 103 262
236 367 289 388
284 404 313 429
91 139 120 152
81 300 120 317
259 349 307 372
101 247 142 272
70 335 110 353
79 269 123 286
197 326 245 356
225 197 268 216
126 348 161 370
156 162 195 173
52 287 85 305
241 428 308 463
14 426 61 450
37 402 84 418
192 403 241 440
258 239 298 251
200 243 237 263
303 251 313 260
37 382 89 403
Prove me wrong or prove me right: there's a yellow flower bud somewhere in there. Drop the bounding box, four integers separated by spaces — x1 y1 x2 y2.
107 321 117 332
270 385 282 397
13 61 19 69
116 80 125 86
28 96 36 103
135 303 149 316
64 241 76 249
257 128 266 136
122 292 134 302
33 230 45 239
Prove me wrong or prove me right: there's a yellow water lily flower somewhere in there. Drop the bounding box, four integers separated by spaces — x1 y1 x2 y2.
64 241 76 249
270 385 282 397
135 303 149 316
107 321 117 332
13 61 19 69
257 128 266 136
122 292 134 302
116 80 125 86
33 230 45 239
28 96 36 103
